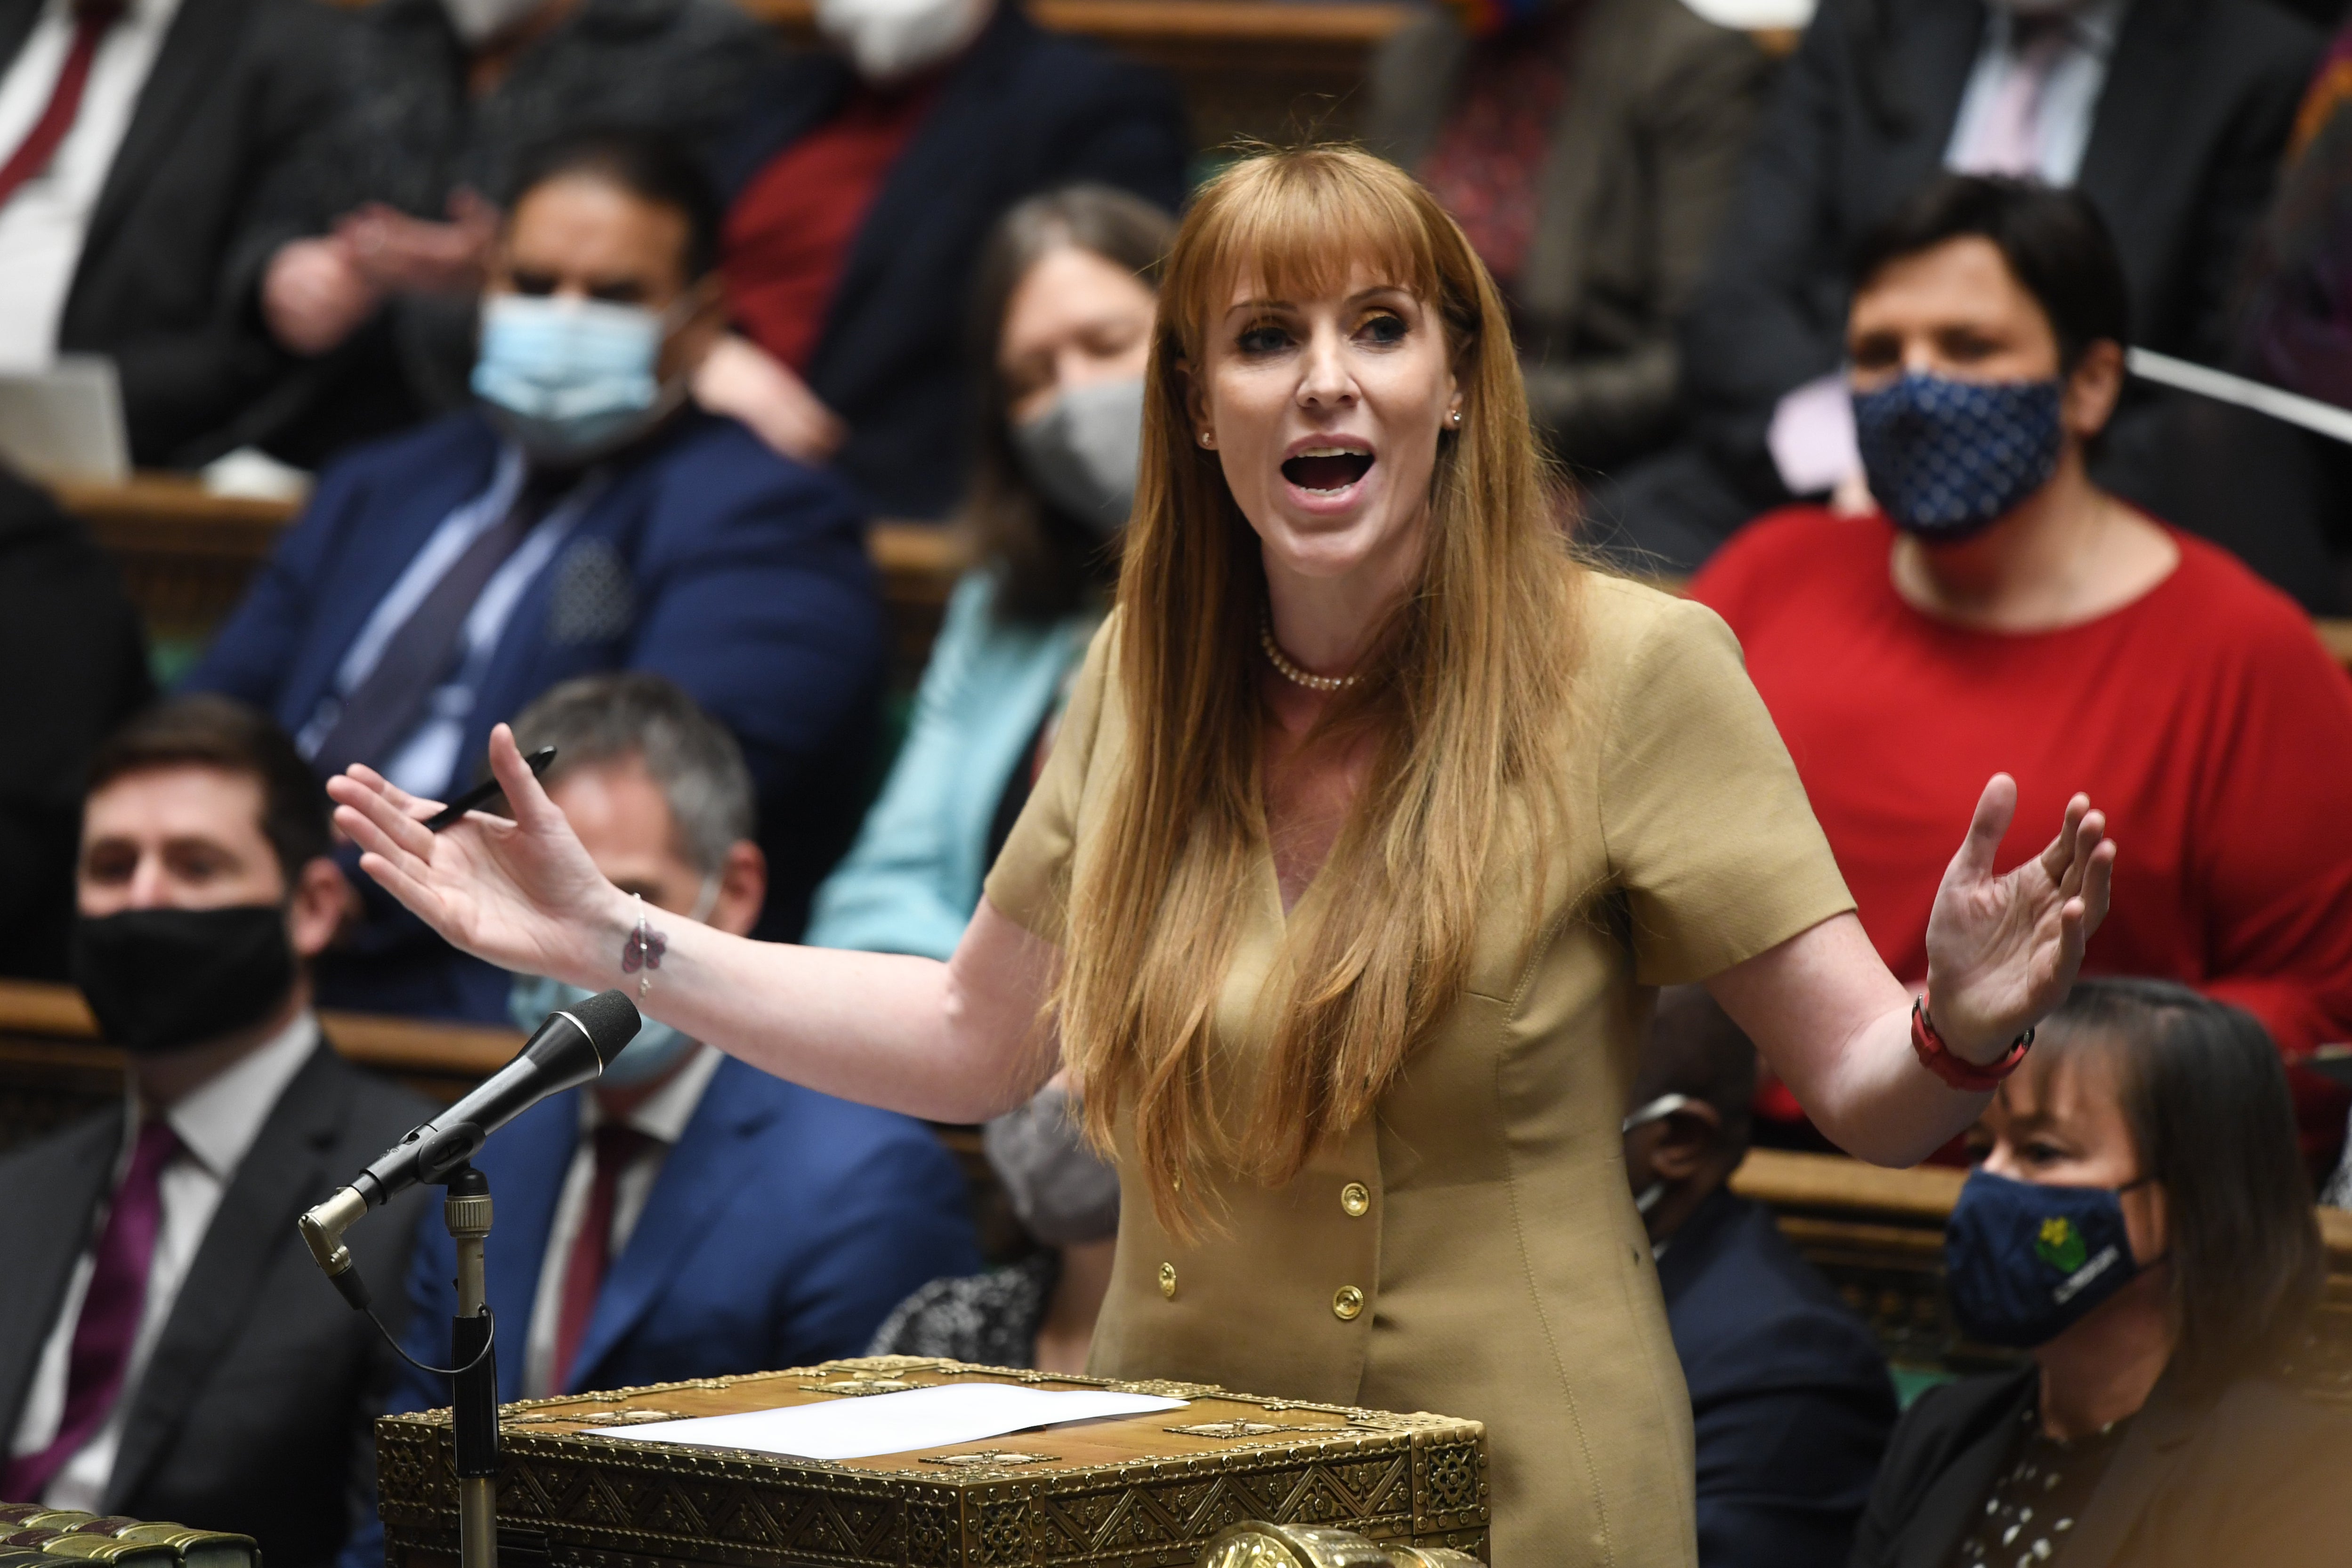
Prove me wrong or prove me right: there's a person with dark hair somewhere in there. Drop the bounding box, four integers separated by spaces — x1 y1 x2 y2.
339 671 975 1568
1592 0 2319 576
691 0 1187 518
247 0 774 463
1851 978 2352 1568
187 128 884 1023
0 696 437 1565
803 185 1171 959
1691 175 2352 1166
1361 0 1772 476
1626 988 1895 1568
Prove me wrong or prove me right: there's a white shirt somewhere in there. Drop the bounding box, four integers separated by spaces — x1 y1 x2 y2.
293 446 600 799
520 1044 722 1399
1945 0 2131 187
8 1012 320 1509
0 0 183 371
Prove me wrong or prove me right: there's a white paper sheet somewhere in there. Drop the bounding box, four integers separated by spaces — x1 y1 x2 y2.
585 1382 1188 1461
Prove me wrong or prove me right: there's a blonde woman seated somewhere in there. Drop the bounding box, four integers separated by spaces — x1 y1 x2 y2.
329 147 2116 1564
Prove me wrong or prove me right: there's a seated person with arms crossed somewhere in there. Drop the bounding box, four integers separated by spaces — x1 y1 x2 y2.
1626 988 1895 1568
1851 980 2352 1567
344 674 977 1564
188 128 884 1023
698 0 1186 516
1690 176 2352 1165
0 696 437 1566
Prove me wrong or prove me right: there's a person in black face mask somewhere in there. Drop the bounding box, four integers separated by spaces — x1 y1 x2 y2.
0 696 437 1566
1852 978 2352 1568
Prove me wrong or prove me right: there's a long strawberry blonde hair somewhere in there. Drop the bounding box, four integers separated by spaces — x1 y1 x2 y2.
1059 146 1584 1229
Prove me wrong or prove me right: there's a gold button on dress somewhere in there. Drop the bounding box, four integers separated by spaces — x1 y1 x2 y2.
985 578 1855 1566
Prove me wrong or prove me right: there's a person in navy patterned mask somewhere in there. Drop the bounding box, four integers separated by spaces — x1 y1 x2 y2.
1690 175 2352 1170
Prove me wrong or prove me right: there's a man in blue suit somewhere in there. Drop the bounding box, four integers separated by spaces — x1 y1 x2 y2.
1626 988 1898 1568
186 128 884 1021
341 672 975 1568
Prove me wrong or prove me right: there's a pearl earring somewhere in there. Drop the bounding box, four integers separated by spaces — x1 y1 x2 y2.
1449 409 1462 428
1199 431 1215 448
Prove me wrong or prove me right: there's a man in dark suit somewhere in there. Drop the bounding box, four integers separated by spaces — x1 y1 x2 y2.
0 696 436 1568
700 0 1188 518
1594 0 2320 573
0 0 350 466
187 129 886 1022
1627 988 1897 1568
340 671 975 1568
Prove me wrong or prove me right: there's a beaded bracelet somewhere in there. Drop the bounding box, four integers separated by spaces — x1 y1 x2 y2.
620 891 666 999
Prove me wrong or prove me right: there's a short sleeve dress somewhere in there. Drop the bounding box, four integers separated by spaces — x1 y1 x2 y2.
982 573 1855 1567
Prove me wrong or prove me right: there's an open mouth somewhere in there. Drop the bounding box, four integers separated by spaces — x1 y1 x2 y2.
1281 447 1375 493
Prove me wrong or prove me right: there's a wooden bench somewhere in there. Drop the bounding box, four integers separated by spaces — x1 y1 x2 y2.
5 973 2345 1382
53 475 969 691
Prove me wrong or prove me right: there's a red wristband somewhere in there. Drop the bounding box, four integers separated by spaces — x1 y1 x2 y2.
1910 996 2033 1092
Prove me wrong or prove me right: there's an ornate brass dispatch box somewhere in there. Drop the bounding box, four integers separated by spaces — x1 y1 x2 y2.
373 1357 1487 1568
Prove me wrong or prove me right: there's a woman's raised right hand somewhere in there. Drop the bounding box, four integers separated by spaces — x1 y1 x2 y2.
325 723 623 988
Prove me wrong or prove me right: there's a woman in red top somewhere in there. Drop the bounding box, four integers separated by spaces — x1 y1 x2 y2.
1691 175 2352 1162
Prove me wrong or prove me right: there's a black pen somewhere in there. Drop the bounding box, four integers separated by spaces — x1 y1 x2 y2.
424 747 557 832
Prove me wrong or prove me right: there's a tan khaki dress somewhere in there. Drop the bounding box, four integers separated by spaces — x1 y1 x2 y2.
984 574 1855 1567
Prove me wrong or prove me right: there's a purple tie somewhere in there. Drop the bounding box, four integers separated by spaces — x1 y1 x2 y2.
1 1119 179 1503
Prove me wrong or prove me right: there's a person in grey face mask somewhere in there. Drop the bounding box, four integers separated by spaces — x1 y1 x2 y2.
802 186 1174 962
1624 988 1895 1568
868 1075 1121 1371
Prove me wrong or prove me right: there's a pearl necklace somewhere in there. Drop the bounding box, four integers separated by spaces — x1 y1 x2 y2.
1259 610 1358 692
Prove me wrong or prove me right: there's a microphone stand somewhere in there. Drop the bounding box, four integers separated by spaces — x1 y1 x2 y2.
441 1163 499 1568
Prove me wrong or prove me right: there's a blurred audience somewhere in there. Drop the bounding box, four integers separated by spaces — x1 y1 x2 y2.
699 0 1186 518
1628 987 1894 1568
0 0 351 464
366 674 974 1544
254 0 774 462
868 1077 1117 1372
186 129 884 1021
1364 0 1771 476
0 466 148 982
804 185 1168 957
0 697 434 1565
1596 0 2320 574
2216 16 2352 610
1689 178 2352 1166
1850 980 2352 1568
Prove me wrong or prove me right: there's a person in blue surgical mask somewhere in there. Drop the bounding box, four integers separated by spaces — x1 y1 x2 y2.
341 671 973 1566
803 186 1173 961
185 127 885 1023
1852 978 2351 1568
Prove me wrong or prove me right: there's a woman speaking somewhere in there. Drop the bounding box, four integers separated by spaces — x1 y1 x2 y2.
331 148 2114 1566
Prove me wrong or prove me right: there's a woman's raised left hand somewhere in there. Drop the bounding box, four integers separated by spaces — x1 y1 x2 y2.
1922 775 2115 1063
